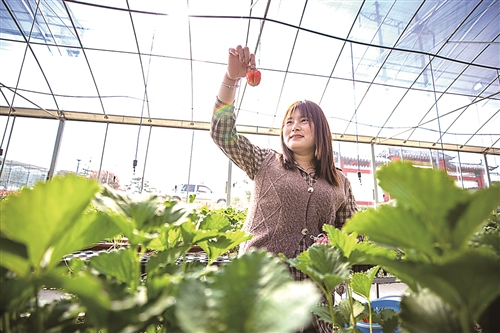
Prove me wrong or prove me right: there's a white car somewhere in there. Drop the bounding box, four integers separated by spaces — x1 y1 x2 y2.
169 184 226 204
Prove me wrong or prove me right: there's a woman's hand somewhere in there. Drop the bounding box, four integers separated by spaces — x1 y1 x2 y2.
313 234 329 245
227 45 256 81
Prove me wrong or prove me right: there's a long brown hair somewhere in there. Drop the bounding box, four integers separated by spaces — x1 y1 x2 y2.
279 100 339 187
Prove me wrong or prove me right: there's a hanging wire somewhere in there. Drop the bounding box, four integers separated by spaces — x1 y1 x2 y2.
428 55 446 173
236 0 272 119
267 0 306 128
140 126 153 194
184 0 196 198
128 0 155 175
350 43 362 185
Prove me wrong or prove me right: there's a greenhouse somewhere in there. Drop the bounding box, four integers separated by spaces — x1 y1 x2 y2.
1 1 499 333
0 0 498 205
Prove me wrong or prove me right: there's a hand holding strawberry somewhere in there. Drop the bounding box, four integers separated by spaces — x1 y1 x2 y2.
227 45 256 81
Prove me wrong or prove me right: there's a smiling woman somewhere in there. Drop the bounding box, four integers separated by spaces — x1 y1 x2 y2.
210 45 359 333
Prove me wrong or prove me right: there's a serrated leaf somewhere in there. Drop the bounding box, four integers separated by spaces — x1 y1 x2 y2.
377 162 467 224
176 250 321 333
452 185 500 250
324 225 357 257
90 248 141 291
311 304 335 324
379 310 400 333
351 266 379 300
344 205 437 260
470 231 500 254
199 213 230 231
337 298 365 326
0 175 100 273
285 245 350 295
49 211 124 271
95 187 164 230
349 242 398 265
373 250 500 322
145 246 187 274
198 230 252 264
400 290 462 333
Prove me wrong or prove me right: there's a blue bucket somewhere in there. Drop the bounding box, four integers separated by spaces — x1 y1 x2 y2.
356 296 401 333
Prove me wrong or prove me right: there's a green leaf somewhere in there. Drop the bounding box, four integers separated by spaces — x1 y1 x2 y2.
311 304 335 324
197 230 252 264
323 225 357 257
285 245 350 295
351 266 379 301
323 225 397 266
0 276 35 314
0 236 31 277
176 250 321 333
377 162 467 224
349 242 398 265
451 185 500 250
334 298 365 327
344 205 437 260
470 231 500 254
145 246 187 275
199 213 231 232
41 266 111 328
90 248 141 291
95 187 163 230
0 175 100 274
49 211 124 271
373 249 500 323
400 290 462 333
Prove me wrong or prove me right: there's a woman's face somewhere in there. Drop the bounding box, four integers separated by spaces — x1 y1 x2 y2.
282 109 315 155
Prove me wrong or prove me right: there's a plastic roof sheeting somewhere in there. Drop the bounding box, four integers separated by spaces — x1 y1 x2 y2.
0 0 499 154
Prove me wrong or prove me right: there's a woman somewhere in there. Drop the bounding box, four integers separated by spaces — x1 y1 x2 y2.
210 45 358 331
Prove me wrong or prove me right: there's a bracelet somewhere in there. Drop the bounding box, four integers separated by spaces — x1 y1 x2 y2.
221 82 239 89
225 73 240 82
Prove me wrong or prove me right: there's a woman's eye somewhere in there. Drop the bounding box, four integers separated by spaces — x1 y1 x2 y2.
301 118 308 123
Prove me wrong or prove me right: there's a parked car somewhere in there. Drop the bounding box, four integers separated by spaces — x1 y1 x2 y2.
169 184 226 204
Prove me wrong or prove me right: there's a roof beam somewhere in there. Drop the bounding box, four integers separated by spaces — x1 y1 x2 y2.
1 106 498 155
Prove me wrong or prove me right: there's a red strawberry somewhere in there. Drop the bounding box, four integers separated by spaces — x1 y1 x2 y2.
246 68 261 87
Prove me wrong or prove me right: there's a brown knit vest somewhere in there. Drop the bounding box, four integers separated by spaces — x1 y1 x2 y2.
239 152 348 259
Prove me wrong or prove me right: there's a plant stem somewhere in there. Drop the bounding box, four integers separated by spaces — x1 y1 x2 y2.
324 288 335 333
459 307 474 333
3 312 11 333
34 282 43 333
346 280 357 329
368 302 373 333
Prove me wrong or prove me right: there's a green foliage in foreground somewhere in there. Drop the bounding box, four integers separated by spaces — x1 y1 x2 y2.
1 162 498 333
283 162 500 333
0 174 318 332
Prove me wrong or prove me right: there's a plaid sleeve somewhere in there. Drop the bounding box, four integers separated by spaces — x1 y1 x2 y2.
334 174 358 228
210 98 268 180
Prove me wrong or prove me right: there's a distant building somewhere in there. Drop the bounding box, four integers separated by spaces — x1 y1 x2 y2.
0 159 47 195
336 147 496 207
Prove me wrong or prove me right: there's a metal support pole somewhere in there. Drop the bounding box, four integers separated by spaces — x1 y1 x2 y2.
226 159 232 206
371 143 379 206
47 118 65 180
483 153 491 187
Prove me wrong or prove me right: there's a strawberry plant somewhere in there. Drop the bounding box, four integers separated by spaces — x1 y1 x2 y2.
0 174 320 332
284 161 499 333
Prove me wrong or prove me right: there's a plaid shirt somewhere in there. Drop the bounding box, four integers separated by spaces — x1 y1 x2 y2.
212 98 356 333
210 98 358 258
